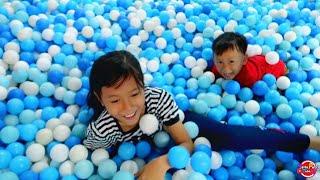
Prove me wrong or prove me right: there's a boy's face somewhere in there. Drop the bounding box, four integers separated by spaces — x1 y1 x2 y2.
214 48 248 80
98 76 145 132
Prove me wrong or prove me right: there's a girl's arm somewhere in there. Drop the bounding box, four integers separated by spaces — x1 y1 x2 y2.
136 120 193 179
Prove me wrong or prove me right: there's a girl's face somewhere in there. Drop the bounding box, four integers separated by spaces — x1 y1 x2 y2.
214 48 248 80
99 76 145 131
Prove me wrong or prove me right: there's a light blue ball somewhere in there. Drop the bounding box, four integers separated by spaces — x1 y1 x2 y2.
39 167 59 180
279 122 295 133
310 78 320 91
74 160 94 179
0 149 12 168
0 125 19 144
9 155 31 175
63 91 76 105
19 110 36 124
61 175 78 180
241 113 256 126
278 170 295 180
184 121 199 139
259 101 273 116
0 171 19 180
164 72 175 85
212 167 229 180
71 124 87 139
98 159 117 179
245 154 264 173
302 106 318 122
40 82 55 97
300 57 314 70
252 81 269 96
168 146 190 169
41 107 58 121
204 93 221 108
118 142 136 160
290 112 307 128
154 131 170 148
275 151 293 163
228 116 244 126
187 172 206 180
221 94 237 109
288 99 303 113
238 88 253 102
198 75 211 89
191 151 211 174
260 169 277 180
112 170 134 180
264 90 280 105
221 150 236 167
193 100 209 114
7 98 24 115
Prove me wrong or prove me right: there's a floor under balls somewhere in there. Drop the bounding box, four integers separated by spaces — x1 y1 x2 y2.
0 0 320 179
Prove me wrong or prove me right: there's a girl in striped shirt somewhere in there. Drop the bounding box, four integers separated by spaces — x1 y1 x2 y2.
84 50 320 179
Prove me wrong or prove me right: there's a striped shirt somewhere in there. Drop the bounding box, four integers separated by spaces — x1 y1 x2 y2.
83 87 179 150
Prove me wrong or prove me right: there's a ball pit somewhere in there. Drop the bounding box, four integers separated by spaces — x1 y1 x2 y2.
0 0 319 179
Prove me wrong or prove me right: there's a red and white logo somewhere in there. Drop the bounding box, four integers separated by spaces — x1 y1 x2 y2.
297 160 317 178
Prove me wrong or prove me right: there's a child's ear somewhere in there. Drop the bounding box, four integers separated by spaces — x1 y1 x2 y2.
243 55 248 65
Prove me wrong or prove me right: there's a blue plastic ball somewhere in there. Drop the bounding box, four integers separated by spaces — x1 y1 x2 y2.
190 151 211 174
118 142 136 160
9 155 31 175
168 146 190 169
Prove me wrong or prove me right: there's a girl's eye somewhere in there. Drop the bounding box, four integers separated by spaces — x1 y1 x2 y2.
110 100 119 103
132 92 139 97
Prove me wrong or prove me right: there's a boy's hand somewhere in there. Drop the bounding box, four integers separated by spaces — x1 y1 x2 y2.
136 155 170 180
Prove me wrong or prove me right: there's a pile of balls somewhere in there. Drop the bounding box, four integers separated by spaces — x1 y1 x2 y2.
0 0 320 179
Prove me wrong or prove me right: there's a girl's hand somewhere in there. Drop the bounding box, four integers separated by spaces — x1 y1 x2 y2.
136 155 170 180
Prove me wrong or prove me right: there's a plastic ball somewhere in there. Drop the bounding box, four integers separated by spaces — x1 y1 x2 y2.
59 160 74 176
50 143 69 163
98 159 117 179
245 154 264 173
265 51 279 65
190 151 211 174
276 76 291 90
300 124 317 136
26 143 45 162
69 145 88 163
172 169 189 180
224 80 240 95
112 170 134 180
310 93 320 108
0 125 19 144
118 142 136 160
168 146 190 169
139 114 159 135
120 160 138 175
74 160 94 179
135 140 151 159
276 104 293 119
36 128 53 145
153 131 170 148
91 148 109 166
184 121 199 139
211 151 223 170
9 155 31 175
244 100 260 115
221 150 236 167
0 149 12 169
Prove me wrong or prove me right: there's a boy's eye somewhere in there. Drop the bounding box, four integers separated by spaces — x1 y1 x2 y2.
110 99 119 103
131 92 140 97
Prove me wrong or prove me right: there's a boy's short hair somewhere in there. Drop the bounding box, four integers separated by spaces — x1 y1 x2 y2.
212 32 248 56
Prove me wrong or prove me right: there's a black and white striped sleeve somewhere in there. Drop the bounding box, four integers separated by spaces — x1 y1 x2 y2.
83 121 112 150
156 89 179 126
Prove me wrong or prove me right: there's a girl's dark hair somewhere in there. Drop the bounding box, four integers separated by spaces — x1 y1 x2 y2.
87 50 144 120
212 32 248 56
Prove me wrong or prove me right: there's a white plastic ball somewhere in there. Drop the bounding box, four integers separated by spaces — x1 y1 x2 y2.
138 30 149 41
185 21 196 33
278 9 288 18
314 47 320 59
5 42 20 52
73 40 86 53
13 61 29 71
53 124 71 142
130 35 142 46
147 59 160 72
194 137 211 147
59 160 74 176
178 109 185 122
130 17 141 28
17 27 33 41
50 143 69 163
273 33 283 44
176 12 187 23
63 32 77 44
143 20 155 32
136 9 147 20
172 169 189 180
139 114 159 135
37 57 51 71
299 45 311 56
67 77 82 91
109 9 120 21
3 50 19 65
211 151 223 169
268 22 278 31
54 87 67 101
276 76 291 90
155 37 167 49
120 160 139 175
91 148 110 166
87 42 99 52
101 27 112 37
69 68 82 78
284 31 296 42
42 28 54 41
171 53 180 63
203 71 215 83
244 100 260 115
172 27 181 39
32 160 49 173
206 19 216 28
192 36 204 48
59 113 75 127
184 56 197 69
66 105 80 117
36 128 53 145
197 58 208 70
168 19 177 29
161 53 173 65
316 16 320 27
299 124 317 136
81 26 94 38
69 145 89 163
301 25 311 36
26 143 46 162
48 0 58 11
266 51 280 65
0 86 8 100
28 15 39 27
154 25 165 37
310 93 320 108
191 66 203 78
144 73 153 86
